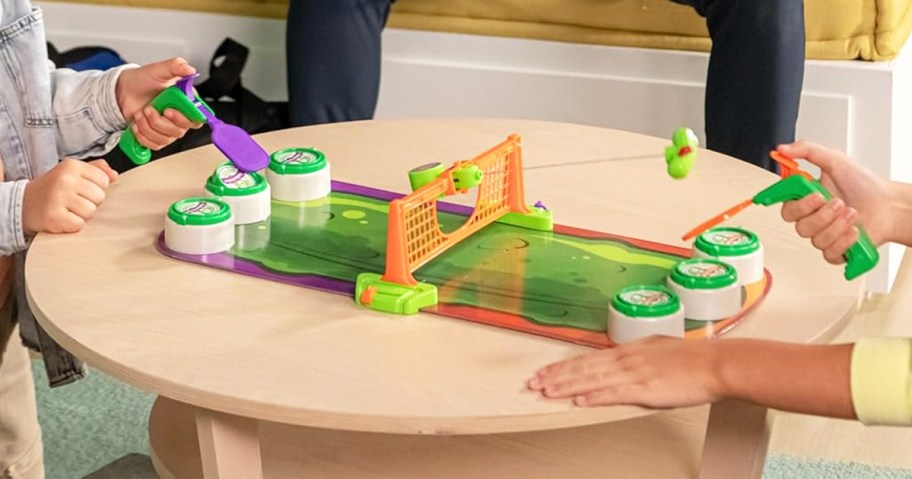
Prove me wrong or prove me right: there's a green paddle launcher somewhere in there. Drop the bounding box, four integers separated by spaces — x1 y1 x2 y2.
118 87 209 166
753 174 879 280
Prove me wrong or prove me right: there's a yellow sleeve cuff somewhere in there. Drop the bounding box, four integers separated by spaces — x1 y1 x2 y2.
851 337 912 426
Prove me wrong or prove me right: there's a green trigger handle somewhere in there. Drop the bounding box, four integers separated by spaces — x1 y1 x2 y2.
118 86 209 166
752 175 880 280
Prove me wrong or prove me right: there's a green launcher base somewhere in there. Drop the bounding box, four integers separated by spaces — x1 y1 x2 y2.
356 273 438 315
358 205 552 315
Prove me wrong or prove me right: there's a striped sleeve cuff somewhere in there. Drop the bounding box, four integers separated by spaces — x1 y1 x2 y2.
851 337 912 426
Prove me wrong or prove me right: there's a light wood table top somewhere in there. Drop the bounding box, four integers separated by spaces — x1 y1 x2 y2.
25 119 862 435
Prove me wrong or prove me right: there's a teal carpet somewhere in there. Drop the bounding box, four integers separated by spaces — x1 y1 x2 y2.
32 361 153 479
31 360 912 479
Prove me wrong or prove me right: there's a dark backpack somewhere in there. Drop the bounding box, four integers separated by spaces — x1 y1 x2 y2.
48 42 127 72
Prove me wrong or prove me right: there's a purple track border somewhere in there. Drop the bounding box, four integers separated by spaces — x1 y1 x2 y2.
156 180 472 295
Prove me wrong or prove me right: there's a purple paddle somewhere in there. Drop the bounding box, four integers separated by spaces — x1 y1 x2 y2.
177 74 269 172
175 74 198 97
195 102 270 173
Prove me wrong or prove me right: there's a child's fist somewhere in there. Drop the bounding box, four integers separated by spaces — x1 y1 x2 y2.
23 159 118 236
129 107 200 151
777 141 894 263
781 194 859 265
116 57 203 151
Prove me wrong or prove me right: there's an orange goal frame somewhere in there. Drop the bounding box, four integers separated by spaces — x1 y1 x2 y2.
355 134 553 315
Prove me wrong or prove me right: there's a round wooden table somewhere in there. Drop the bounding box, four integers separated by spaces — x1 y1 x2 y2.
25 120 862 479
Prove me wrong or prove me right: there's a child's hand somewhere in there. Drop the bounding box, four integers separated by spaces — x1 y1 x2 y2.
527 336 722 409
115 58 203 151
23 159 118 235
778 141 893 264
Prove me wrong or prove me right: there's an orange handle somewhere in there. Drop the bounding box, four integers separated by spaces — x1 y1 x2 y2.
770 151 813 180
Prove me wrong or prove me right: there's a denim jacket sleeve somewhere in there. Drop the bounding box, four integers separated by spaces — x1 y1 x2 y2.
49 62 137 159
0 179 29 256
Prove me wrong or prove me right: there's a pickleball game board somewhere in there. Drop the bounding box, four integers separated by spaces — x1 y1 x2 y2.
158 181 772 347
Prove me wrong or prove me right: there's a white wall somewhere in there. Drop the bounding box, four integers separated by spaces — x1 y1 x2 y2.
39 3 288 101
37 2 911 291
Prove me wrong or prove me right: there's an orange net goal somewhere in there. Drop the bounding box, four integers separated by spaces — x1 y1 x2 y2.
381 134 532 287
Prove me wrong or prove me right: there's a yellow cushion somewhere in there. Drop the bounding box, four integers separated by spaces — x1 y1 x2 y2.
390 0 912 60
45 0 912 60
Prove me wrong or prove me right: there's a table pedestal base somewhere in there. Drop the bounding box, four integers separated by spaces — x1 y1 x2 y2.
700 399 772 478
149 396 772 479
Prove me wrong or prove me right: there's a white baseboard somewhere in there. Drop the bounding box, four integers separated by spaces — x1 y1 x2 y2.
37 1 910 292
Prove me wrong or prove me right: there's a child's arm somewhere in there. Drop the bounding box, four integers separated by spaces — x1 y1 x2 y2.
50 57 200 159
884 181 912 247
0 179 32 255
528 336 912 426
527 337 858 419
527 142 912 425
